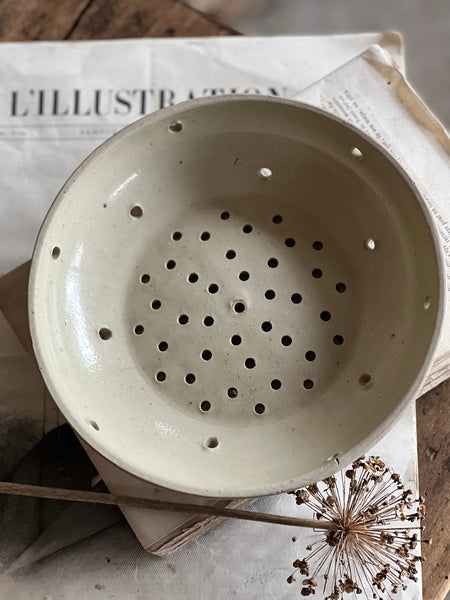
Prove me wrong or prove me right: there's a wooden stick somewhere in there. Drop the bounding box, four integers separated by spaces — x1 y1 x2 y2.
0 481 336 531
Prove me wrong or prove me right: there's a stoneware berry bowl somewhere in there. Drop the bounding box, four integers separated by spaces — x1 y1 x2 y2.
29 95 444 498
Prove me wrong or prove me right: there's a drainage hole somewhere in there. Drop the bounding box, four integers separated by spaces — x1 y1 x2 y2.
52 246 60 259
220 211 230 220
291 293 302 304
245 358 256 369
98 327 112 340
272 214 283 224
333 335 344 345
202 349 212 361
200 231 211 241
305 351 316 361
424 296 431 310
271 379 282 390
320 311 331 322
158 341 168 352
188 272 199 283
285 237 296 248
172 231 182 241
281 335 292 346
359 373 372 387
351 146 363 159
233 301 246 313
178 314 189 325
169 121 182 133
130 205 143 218
200 401 211 412
89 420 100 431
185 373 196 384
254 403 266 414
151 299 162 310
226 249 236 259
267 257 278 268
265 289 275 300
208 283 219 294
141 273 150 283
205 436 219 448
243 224 253 233
312 268 323 278
261 321 272 332
228 387 238 398
312 241 323 251
166 259 176 270
363 238 376 251
336 282 347 293
156 371 166 382
239 270 250 281
134 324 144 335
258 167 272 180
203 315 214 327
231 335 242 346
303 379 314 390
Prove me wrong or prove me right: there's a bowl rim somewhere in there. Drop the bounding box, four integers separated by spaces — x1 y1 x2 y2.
28 94 446 498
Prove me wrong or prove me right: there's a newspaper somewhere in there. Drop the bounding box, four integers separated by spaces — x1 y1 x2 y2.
1 32 446 598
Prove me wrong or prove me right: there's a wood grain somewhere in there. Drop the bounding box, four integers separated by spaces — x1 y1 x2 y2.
417 380 450 600
67 0 236 40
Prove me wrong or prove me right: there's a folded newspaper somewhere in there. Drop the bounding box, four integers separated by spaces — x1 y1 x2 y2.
1 31 448 599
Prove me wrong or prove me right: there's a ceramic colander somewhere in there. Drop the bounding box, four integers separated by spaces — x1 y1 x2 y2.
29 96 444 498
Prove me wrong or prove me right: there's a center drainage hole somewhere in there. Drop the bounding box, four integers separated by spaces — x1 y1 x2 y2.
98 327 112 340
271 379 282 390
158 341 168 352
205 436 219 449
336 282 347 293
245 358 256 369
254 403 265 414
130 205 143 219
231 335 242 346
141 273 150 284
291 293 302 304
261 321 272 332
208 283 219 294
312 268 323 278
188 272 199 283
200 231 210 241
281 335 292 346
226 249 236 259
243 224 252 233
265 289 275 300
305 351 316 361
239 270 250 281
359 373 372 387
202 349 212 361
172 231 182 241
134 324 144 335
220 211 230 220
156 371 166 382
320 311 331 322
333 335 344 345
203 315 214 327
166 259 176 270
228 387 238 398
267 257 278 268
303 379 314 390
178 314 189 325
272 215 283 224
200 401 211 412
285 238 296 247
233 301 246 313
151 299 161 310
185 373 196 384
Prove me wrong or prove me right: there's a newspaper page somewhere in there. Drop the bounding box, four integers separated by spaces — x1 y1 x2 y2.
0 35 425 600
296 44 450 393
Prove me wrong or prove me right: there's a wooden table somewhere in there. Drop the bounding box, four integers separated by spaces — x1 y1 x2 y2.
0 1 448 598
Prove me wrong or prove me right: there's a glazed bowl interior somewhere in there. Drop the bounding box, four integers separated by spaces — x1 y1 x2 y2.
29 96 443 497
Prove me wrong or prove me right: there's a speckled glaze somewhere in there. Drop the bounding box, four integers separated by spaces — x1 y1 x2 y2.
29 96 444 498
